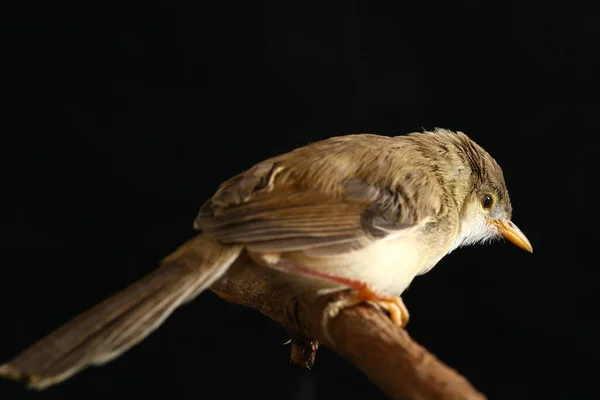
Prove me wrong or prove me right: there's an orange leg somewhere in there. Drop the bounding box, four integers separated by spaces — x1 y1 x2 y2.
270 261 409 343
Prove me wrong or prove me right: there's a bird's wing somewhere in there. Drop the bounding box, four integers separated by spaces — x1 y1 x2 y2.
194 135 444 256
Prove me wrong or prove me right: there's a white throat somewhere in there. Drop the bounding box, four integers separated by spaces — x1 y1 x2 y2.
449 216 499 253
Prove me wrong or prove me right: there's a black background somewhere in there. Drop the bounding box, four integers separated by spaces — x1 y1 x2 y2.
2 1 598 399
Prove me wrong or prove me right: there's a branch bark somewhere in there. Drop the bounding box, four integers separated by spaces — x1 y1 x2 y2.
210 252 487 400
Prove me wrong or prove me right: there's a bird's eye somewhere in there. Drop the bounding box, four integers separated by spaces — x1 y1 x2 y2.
481 194 494 209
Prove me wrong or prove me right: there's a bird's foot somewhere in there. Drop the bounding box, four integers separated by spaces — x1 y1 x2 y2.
321 283 409 344
264 260 409 344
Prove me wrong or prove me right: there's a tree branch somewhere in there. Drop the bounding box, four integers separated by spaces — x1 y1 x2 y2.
210 253 487 400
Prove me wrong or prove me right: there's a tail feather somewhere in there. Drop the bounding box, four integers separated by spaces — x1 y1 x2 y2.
0 235 242 390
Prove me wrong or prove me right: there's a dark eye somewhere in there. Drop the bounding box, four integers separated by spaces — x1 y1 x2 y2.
481 194 494 209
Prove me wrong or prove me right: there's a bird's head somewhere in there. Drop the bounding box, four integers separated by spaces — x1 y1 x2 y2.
420 129 533 253
454 169 532 253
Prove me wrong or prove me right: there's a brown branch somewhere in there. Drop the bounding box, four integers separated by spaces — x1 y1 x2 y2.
210 253 487 400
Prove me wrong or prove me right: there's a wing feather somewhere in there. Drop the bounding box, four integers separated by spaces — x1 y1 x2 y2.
194 135 444 256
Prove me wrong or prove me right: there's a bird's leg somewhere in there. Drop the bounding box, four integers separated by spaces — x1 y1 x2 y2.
319 282 409 344
267 260 409 343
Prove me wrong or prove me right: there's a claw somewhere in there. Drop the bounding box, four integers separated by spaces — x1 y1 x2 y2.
321 290 409 344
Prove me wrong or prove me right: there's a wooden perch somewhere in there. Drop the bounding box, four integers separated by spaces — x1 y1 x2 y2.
211 252 487 400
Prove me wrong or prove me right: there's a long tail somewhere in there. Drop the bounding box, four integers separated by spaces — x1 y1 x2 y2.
0 234 242 390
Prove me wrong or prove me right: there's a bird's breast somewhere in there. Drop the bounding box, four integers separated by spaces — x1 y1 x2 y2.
291 234 437 296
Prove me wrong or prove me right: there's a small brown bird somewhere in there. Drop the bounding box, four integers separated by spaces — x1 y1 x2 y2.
0 129 532 389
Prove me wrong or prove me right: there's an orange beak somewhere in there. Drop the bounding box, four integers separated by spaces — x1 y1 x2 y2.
490 219 533 253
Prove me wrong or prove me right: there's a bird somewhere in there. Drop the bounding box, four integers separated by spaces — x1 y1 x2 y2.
0 128 532 390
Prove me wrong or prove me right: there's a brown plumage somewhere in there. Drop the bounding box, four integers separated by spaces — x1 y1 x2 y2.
0 129 532 389
197 133 446 253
